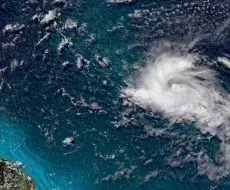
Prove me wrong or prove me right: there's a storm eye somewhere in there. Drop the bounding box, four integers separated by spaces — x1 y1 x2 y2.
167 78 182 88
166 78 190 91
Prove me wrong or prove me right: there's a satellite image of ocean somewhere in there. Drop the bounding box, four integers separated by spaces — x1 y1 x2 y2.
1 0 230 189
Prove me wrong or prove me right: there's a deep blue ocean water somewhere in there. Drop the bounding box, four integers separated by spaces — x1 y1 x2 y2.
1 0 230 189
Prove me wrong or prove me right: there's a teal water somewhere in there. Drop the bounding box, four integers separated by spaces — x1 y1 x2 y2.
1 0 230 189
0 115 77 189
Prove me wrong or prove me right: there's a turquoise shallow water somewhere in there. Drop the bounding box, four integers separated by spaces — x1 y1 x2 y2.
1 0 230 189
0 115 67 189
0 114 92 189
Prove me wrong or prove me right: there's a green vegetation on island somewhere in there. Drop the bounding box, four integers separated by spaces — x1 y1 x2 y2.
0 159 35 190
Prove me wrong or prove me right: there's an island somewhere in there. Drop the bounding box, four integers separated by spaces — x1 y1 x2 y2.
0 159 35 190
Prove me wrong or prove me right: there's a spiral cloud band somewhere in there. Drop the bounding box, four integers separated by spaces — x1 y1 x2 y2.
124 53 230 144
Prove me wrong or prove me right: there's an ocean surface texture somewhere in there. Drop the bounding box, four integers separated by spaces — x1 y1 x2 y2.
1 0 230 189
